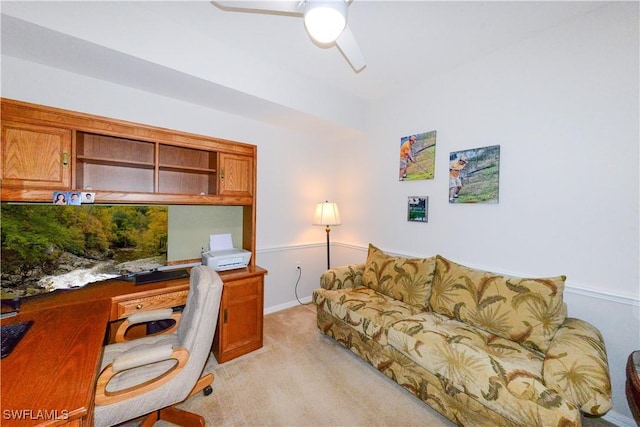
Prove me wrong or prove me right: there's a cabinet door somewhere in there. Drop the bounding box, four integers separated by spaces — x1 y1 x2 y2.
219 153 253 197
215 275 263 362
1 122 71 188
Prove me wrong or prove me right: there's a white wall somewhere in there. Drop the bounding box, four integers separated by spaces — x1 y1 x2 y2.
2 2 638 423
0 55 346 316
333 3 639 424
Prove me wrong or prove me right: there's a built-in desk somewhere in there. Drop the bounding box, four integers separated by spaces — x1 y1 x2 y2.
1 299 110 426
0 265 266 426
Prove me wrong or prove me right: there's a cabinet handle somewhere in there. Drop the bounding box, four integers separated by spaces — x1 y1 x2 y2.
62 152 69 166
136 304 143 310
223 308 228 324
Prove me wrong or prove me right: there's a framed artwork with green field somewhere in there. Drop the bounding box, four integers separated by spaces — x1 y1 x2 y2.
408 196 428 222
448 145 500 204
399 130 436 181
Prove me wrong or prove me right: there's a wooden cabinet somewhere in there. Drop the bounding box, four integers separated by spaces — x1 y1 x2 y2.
213 267 266 363
219 153 253 197
1 121 71 189
0 98 256 206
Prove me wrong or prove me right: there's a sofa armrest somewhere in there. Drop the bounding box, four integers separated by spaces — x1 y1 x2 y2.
320 263 365 290
543 317 612 416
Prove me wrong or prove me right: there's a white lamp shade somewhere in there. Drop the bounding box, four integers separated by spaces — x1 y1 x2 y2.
313 202 341 226
304 1 347 44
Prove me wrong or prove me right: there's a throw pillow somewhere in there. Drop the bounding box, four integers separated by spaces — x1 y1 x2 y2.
430 255 567 354
362 244 436 310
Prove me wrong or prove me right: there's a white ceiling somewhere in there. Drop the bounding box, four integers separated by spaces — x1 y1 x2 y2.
201 0 610 101
1 1 611 133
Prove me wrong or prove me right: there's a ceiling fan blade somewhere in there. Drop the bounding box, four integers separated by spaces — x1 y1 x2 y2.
335 25 366 72
212 1 303 15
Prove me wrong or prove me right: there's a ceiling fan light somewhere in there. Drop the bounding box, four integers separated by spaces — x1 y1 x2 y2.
304 1 347 44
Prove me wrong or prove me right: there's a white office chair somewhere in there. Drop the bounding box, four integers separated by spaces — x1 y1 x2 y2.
93 265 223 427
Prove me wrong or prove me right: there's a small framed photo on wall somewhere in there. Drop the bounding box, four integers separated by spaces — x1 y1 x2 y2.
408 196 428 222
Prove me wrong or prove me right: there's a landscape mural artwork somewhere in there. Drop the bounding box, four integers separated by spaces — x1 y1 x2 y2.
1 204 168 298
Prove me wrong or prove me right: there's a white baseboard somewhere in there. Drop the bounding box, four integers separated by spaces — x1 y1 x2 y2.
602 410 636 427
264 296 312 315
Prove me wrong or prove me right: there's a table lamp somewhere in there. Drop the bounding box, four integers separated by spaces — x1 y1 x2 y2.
313 201 341 270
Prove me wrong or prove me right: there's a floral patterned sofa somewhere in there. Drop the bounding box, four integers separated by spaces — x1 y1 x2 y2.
312 244 612 426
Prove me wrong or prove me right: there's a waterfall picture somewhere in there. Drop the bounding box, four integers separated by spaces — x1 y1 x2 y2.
1 204 168 297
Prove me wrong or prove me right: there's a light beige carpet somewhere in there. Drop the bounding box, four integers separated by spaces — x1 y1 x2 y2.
162 304 615 427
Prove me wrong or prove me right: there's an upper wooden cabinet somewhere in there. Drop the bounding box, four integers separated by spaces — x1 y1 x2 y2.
0 99 256 206
1 121 72 189
219 153 253 197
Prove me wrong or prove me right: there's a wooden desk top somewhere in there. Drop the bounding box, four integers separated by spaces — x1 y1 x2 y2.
12 265 267 314
1 299 111 426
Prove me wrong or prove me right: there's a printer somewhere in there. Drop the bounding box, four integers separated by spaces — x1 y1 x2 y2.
202 248 252 271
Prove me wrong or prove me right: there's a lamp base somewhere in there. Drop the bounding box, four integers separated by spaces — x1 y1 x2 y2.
325 225 331 270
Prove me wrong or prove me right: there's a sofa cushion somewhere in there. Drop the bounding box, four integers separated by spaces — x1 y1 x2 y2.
429 256 567 354
542 318 612 415
312 287 422 345
388 312 578 424
362 244 436 311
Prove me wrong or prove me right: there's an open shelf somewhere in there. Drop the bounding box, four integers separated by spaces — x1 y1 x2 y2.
77 156 155 169
158 144 217 195
76 132 156 192
159 164 216 174
75 133 220 195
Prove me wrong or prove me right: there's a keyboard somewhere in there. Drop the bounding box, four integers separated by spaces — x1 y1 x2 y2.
135 269 189 285
1 321 33 358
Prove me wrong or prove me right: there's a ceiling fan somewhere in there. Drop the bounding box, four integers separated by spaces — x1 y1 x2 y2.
211 0 366 72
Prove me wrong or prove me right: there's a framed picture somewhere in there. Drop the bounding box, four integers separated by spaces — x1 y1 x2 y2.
52 191 85 205
68 192 81 205
449 145 500 204
81 192 95 204
53 191 68 205
408 196 428 222
399 130 437 181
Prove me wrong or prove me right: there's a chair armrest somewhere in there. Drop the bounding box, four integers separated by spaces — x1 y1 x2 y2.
114 310 182 343
95 346 189 406
542 317 612 416
112 343 174 373
320 263 365 290
126 308 174 325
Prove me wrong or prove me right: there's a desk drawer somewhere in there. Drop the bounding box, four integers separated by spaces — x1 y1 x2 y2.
114 290 189 319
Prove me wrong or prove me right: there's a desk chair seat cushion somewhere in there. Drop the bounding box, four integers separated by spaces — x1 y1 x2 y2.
94 266 223 427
